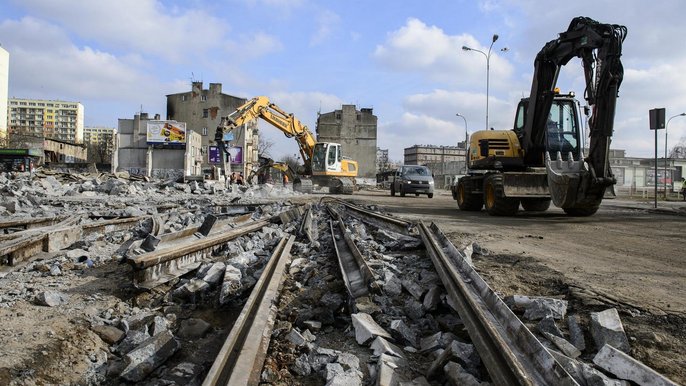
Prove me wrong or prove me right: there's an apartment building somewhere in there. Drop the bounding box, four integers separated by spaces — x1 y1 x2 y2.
0 46 8 146
166 81 258 174
8 98 84 144
316 105 377 178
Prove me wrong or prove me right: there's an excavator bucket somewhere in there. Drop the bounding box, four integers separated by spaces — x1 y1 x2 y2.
545 152 608 215
545 152 583 208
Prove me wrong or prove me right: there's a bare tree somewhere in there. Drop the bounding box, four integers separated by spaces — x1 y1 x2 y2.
258 136 275 158
279 154 301 174
87 141 112 163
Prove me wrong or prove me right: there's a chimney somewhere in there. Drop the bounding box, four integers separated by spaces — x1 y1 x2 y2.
192 81 203 97
154 114 161 120
140 112 149 120
209 83 222 94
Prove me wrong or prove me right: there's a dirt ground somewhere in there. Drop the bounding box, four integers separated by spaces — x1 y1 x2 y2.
350 188 686 384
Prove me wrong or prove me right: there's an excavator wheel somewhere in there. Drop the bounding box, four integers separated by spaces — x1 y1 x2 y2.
483 175 519 216
293 178 313 194
456 180 483 211
521 198 551 212
563 206 599 216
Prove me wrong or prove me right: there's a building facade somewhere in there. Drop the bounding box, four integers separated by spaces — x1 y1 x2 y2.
404 144 468 189
8 98 84 144
116 112 205 180
376 147 390 173
316 105 377 178
0 46 8 147
84 126 116 163
166 81 258 175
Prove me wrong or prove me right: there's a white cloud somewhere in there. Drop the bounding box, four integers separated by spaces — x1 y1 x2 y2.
226 32 284 60
373 18 513 88
310 10 341 46
10 0 229 63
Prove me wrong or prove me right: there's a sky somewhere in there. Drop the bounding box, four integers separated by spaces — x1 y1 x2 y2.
2 0 686 163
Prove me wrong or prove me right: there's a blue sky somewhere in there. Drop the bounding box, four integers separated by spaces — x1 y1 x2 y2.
2 0 686 162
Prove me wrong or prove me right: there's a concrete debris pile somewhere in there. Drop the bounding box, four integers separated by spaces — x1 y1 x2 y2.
503 294 677 386
0 171 302 217
263 204 495 385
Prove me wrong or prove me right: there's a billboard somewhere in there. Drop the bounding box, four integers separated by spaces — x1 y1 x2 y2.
209 145 242 164
147 120 186 144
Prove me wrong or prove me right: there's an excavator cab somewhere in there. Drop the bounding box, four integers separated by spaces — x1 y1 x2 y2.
513 92 583 163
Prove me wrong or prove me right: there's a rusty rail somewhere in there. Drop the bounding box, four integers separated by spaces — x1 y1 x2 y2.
320 196 413 235
417 221 578 386
203 235 295 386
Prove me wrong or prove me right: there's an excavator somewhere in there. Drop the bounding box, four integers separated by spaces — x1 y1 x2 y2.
215 96 358 194
452 16 627 216
245 156 300 187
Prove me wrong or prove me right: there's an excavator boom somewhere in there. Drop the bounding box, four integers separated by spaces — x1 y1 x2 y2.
521 17 627 213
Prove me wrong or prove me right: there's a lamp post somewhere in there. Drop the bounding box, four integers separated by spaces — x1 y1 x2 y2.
463 35 508 131
456 113 468 174
665 112 686 199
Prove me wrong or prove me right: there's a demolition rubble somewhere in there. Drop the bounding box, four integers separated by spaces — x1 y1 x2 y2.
0 170 681 385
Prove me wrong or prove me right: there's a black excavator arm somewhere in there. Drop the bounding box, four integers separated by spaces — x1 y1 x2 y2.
520 17 627 212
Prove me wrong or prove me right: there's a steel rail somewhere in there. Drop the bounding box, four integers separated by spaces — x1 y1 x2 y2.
203 235 295 386
326 205 379 300
127 205 304 289
417 221 578 386
319 196 413 235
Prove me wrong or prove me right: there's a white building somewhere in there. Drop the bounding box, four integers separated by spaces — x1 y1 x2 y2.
8 98 84 144
0 46 9 147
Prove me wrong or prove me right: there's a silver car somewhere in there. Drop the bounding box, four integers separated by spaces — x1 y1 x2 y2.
391 165 434 198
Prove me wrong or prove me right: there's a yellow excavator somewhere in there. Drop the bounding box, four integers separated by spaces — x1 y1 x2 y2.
245 156 300 187
452 17 627 216
215 96 358 194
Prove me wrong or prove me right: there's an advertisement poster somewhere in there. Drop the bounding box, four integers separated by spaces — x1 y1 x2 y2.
147 120 187 144
209 146 242 164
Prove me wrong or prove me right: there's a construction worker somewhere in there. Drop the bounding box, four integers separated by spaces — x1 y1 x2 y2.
283 173 289 187
681 178 686 201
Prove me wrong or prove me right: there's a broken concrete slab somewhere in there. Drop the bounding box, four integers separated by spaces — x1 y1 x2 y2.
390 319 418 348
550 348 628 386
593 344 679 386
158 362 204 386
383 271 403 296
420 332 443 354
422 285 441 311
371 336 406 359
91 324 126 345
201 261 226 285
287 329 309 346
377 353 409 386
303 320 322 332
567 314 586 352
426 339 480 379
443 361 486 386
403 298 425 320
537 315 563 338
292 353 311 376
522 296 568 320
325 362 362 386
590 308 630 353
401 279 425 300
173 278 210 301
177 318 211 340
219 265 243 305
34 290 69 307
351 313 392 345
542 332 581 358
120 330 180 382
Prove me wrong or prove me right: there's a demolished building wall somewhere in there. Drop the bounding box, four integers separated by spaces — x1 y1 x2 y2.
316 105 377 178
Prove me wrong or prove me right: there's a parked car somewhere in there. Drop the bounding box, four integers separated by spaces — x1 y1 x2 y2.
391 165 434 198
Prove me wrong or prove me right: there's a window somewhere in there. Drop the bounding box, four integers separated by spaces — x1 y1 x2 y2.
201 95 207 101
202 127 208 136
201 146 207 154
181 95 188 101
203 109 209 118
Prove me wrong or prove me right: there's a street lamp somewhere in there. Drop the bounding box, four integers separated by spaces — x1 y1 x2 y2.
463 34 508 131
455 113 468 145
456 113 469 174
665 112 686 198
